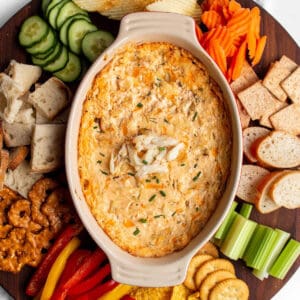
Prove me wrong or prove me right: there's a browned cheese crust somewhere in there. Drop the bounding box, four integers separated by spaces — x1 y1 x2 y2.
78 42 232 257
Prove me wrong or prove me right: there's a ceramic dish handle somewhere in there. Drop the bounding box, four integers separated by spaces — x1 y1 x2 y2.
117 12 199 47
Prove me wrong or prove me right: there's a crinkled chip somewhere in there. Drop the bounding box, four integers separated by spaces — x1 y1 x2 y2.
130 287 172 300
146 0 202 22
209 278 249 300
171 284 191 300
187 292 200 300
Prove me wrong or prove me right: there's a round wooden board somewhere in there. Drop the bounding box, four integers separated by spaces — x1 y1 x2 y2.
0 1 299 299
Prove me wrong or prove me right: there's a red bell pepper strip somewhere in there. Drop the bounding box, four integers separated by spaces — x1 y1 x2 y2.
121 296 135 300
67 263 111 296
26 223 83 296
70 280 119 300
51 248 107 300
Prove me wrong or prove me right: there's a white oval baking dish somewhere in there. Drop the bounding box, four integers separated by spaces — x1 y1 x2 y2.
65 12 242 287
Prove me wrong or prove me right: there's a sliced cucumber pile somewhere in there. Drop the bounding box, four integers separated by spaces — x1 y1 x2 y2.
18 0 115 82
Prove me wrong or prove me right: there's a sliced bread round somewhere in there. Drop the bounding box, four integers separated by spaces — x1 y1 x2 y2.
255 171 283 214
253 131 300 168
236 164 270 203
269 171 300 209
243 126 270 162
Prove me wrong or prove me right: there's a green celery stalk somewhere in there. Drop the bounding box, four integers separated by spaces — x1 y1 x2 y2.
220 214 257 260
239 203 253 219
214 201 238 241
269 239 300 280
253 229 290 280
245 226 278 270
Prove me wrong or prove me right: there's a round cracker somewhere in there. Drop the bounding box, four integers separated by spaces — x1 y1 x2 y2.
200 270 236 300
184 254 213 290
194 258 235 289
209 278 249 300
195 242 219 258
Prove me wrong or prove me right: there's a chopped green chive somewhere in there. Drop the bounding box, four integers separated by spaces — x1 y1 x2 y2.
156 178 160 184
171 211 176 216
159 190 166 197
142 160 148 165
194 163 198 168
158 147 166 151
195 207 200 212
136 102 143 108
127 172 135 176
148 194 156 202
164 118 169 124
180 163 185 166
145 179 151 182
154 214 165 219
100 152 105 157
93 126 98 129
97 160 102 164
139 218 147 223
101 170 108 175
192 112 198 121
192 171 202 181
133 228 140 236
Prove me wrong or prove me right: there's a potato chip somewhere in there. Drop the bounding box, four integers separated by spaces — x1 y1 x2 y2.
209 278 249 300
130 287 172 300
171 284 191 300
187 292 200 300
199 270 236 300
146 0 202 22
183 254 213 290
73 0 119 11
194 258 235 289
195 242 219 258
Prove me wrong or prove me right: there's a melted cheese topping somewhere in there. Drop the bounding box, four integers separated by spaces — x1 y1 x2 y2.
78 42 232 257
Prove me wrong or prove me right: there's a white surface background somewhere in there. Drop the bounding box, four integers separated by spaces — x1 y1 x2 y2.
0 0 299 299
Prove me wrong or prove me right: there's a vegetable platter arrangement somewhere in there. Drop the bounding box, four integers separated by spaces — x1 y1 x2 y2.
0 0 299 299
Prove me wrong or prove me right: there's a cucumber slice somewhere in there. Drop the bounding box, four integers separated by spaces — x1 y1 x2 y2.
19 16 49 47
31 42 62 67
48 0 70 29
26 28 56 55
56 1 88 29
68 19 97 54
54 52 82 82
42 0 52 16
59 14 91 46
46 0 64 18
82 30 114 62
43 46 69 73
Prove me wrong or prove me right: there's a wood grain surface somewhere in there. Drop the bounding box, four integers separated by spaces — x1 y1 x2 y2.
0 1 299 299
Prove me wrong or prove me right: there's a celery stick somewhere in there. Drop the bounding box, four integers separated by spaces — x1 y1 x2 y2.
214 201 238 241
220 214 257 260
239 203 253 219
269 239 300 279
245 226 278 270
253 229 290 280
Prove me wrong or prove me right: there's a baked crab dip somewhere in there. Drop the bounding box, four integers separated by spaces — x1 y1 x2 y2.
78 42 232 257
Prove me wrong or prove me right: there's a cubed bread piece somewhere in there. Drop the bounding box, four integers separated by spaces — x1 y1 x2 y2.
8 146 29 170
269 171 300 209
238 81 284 121
4 160 43 198
281 67 300 103
236 164 270 204
253 131 300 168
2 121 34 147
30 124 66 173
0 149 9 190
262 61 291 101
270 104 300 136
36 107 70 124
242 126 270 162
28 77 71 120
230 61 259 95
5 60 42 93
255 171 282 214
0 73 25 123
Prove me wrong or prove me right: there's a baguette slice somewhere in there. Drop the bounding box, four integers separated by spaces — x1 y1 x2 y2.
269 171 300 209
255 171 283 214
8 146 29 170
243 127 270 163
30 124 66 173
4 160 43 198
253 131 300 168
236 164 270 204
281 67 300 104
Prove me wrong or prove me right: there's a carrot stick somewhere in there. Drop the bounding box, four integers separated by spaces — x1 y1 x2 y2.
251 35 267 66
232 40 247 80
247 7 260 59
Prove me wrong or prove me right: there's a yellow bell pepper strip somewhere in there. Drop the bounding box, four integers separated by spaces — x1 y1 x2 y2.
98 284 134 300
40 237 81 300
26 223 83 296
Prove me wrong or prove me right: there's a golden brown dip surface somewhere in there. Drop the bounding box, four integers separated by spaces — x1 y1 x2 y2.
78 42 232 257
